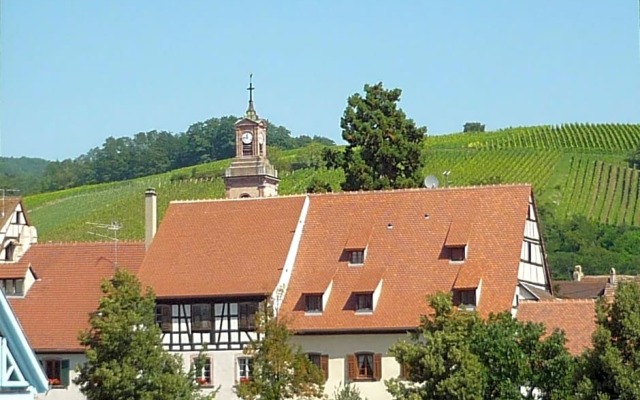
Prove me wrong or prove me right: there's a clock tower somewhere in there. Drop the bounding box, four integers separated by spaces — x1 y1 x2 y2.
223 76 279 199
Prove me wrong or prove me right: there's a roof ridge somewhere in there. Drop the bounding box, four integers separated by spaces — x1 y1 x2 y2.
521 298 597 304
171 193 307 204
307 183 532 197
37 241 144 246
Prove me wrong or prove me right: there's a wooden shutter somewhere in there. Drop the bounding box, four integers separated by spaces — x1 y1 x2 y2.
320 354 329 382
60 359 70 387
347 354 357 380
161 305 172 332
373 353 382 381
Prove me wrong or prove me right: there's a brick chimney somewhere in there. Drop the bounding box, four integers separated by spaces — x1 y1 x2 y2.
145 188 157 250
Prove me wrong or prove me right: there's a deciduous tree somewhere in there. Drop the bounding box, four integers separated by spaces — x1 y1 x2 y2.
234 303 324 400
75 268 213 400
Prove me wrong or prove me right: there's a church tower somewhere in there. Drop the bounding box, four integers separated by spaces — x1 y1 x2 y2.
223 76 279 199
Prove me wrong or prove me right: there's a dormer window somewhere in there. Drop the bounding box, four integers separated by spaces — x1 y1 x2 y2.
355 293 373 312
449 246 466 262
350 250 365 265
305 294 323 313
453 289 476 309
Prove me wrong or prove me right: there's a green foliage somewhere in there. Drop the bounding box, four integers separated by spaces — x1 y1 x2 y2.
340 82 427 191
463 122 485 133
332 382 367 400
234 303 324 400
75 269 213 400
387 293 576 400
0 156 50 195
578 281 640 399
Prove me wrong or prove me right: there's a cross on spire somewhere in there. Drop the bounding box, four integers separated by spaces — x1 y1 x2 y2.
246 74 258 120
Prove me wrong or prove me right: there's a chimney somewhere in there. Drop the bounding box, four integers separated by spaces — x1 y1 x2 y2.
145 188 157 250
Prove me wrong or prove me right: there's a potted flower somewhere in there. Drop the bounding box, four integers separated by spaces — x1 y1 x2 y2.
48 378 61 386
239 377 250 384
196 377 208 386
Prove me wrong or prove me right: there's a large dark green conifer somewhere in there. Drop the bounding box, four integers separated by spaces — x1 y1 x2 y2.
340 82 427 191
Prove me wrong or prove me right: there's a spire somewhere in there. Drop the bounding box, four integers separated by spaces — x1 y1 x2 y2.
246 74 258 120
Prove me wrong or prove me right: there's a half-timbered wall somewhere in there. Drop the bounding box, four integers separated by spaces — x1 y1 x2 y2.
517 196 548 289
0 202 37 263
158 298 264 352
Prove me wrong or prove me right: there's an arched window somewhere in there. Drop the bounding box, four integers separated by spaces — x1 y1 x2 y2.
3 242 15 261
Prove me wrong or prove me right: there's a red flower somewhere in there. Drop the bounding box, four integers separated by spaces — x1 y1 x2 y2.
239 377 250 384
48 378 61 385
196 377 208 385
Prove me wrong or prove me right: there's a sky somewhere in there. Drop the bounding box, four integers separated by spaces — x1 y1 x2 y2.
1 1 639 161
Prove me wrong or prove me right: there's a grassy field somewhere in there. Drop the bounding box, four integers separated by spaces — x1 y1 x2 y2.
24 123 640 242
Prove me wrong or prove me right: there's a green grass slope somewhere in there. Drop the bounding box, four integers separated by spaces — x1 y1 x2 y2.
24 123 640 242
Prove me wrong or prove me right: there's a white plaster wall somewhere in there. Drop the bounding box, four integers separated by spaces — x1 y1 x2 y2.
177 350 244 400
292 333 406 400
36 354 86 400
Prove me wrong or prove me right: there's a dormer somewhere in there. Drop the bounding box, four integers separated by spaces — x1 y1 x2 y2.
444 222 468 263
354 279 383 314
452 279 482 311
344 224 372 266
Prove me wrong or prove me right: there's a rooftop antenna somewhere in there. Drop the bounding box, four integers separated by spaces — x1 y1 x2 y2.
423 175 440 189
86 221 122 270
1 188 20 218
442 170 451 188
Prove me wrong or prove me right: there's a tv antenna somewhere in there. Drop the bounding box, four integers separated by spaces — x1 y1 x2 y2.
442 170 451 188
423 175 440 189
1 188 20 218
86 221 122 269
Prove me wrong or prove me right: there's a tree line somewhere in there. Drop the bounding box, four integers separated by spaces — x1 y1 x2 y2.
42 116 333 192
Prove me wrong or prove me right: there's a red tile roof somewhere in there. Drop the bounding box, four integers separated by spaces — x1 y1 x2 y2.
281 185 533 332
517 300 596 355
553 277 608 299
9 242 145 352
138 196 306 298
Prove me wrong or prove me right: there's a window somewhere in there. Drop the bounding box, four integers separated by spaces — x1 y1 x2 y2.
237 357 253 382
238 302 259 330
306 353 328 381
192 303 212 332
449 246 465 262
242 142 253 157
355 293 373 312
305 295 323 313
192 356 212 386
453 289 476 309
155 304 172 333
349 250 364 265
3 242 15 261
44 359 70 387
0 279 24 296
15 211 23 224
347 353 381 381
399 362 411 380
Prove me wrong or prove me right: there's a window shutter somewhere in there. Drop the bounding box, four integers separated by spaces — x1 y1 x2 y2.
373 353 382 381
61 359 70 387
320 354 329 381
347 354 357 380
161 305 172 332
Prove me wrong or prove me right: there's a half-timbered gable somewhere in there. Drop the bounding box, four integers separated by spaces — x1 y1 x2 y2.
9 242 145 400
0 198 37 264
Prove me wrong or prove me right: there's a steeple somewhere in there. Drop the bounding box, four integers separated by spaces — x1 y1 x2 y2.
246 74 258 120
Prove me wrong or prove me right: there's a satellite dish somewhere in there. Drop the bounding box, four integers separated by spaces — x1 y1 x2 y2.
424 175 440 189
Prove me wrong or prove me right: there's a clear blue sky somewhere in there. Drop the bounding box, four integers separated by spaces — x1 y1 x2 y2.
1 1 639 160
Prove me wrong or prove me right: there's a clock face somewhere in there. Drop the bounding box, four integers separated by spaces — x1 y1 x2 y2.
241 132 253 144
258 133 264 144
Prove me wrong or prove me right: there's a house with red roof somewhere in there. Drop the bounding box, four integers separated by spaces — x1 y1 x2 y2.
137 183 553 399
8 242 145 400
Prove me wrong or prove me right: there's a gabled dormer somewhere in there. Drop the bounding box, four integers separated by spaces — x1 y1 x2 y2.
344 224 372 266
443 222 468 263
0 198 37 263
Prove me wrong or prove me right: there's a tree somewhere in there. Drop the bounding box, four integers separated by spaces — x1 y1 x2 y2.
75 268 213 400
386 293 486 400
234 302 324 400
387 293 576 400
578 281 640 399
463 122 485 133
340 82 427 191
